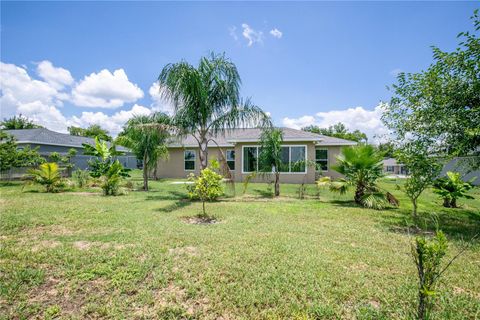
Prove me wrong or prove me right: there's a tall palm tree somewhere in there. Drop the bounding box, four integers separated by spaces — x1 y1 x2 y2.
116 112 171 191
157 52 271 170
258 128 284 197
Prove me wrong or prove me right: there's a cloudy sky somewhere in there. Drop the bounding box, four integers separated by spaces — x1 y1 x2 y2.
1 2 477 141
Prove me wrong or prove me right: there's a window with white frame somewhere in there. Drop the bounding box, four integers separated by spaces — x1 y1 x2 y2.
315 148 328 171
386 166 395 172
243 146 306 173
226 149 235 170
184 150 195 170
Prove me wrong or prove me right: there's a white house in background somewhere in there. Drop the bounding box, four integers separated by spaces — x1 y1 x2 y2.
382 158 408 176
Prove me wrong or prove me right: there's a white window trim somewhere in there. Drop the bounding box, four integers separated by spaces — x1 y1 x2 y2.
241 145 308 174
184 149 196 171
315 148 328 171
226 149 235 171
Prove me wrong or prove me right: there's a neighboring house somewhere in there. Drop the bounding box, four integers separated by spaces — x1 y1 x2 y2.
155 127 357 184
383 158 408 175
4 128 138 170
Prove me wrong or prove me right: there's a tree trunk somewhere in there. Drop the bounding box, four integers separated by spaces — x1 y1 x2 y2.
412 198 418 218
354 183 365 204
198 137 209 170
274 172 280 197
450 198 457 208
202 200 206 216
143 153 148 191
443 198 450 208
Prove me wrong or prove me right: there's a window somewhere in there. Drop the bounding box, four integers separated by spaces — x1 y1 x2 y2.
386 166 395 172
243 147 258 172
226 149 235 170
315 149 328 171
184 150 195 170
243 145 306 173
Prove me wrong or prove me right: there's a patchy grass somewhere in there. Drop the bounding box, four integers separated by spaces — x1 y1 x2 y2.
0 173 479 319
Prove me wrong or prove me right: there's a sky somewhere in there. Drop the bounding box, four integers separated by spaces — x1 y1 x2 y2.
1 1 478 142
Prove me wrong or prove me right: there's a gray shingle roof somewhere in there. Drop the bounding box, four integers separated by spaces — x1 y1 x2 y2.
4 128 130 152
167 127 357 147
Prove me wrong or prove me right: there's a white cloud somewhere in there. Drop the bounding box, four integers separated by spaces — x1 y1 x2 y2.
69 104 153 136
71 69 143 108
269 28 283 39
148 82 175 115
282 105 389 143
36 60 74 90
241 23 263 47
229 26 238 41
0 61 154 136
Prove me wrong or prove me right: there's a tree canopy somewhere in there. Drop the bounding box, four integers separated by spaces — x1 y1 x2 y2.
68 124 112 141
303 122 368 143
382 10 480 166
0 114 42 130
158 52 271 169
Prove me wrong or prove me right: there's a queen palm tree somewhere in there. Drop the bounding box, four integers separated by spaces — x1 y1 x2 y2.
157 52 271 170
258 128 285 197
116 112 171 191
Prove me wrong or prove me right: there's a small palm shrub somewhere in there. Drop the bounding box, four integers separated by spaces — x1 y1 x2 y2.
317 145 398 209
432 171 475 208
187 167 223 216
72 169 90 188
101 160 124 196
26 162 64 193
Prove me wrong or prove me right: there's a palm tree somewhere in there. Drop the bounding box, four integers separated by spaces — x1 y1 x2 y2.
319 145 398 209
26 162 63 192
116 112 171 191
258 128 284 197
157 52 271 170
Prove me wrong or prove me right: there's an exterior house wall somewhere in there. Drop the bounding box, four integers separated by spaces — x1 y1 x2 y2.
17 143 138 170
156 142 346 184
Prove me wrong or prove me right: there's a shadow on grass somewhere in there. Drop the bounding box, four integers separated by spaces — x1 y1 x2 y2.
252 188 274 198
156 199 192 213
379 208 480 241
145 190 188 201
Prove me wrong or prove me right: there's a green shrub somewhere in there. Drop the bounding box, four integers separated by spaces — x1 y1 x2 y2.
101 160 124 196
432 171 475 208
187 167 223 216
72 169 90 188
25 162 64 193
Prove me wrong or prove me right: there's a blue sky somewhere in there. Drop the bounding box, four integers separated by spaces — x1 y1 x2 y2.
1 1 477 140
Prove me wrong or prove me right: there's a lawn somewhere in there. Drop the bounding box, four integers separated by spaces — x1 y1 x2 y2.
1 172 479 319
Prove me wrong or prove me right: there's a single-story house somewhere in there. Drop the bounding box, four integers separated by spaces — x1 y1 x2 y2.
4 128 138 170
155 127 357 184
382 158 408 175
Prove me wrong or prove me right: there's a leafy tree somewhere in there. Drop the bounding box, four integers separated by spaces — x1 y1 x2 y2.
26 162 63 193
157 52 271 170
0 114 42 129
0 131 45 171
82 137 129 193
187 164 224 216
376 142 395 158
258 128 284 197
432 171 475 208
68 124 112 141
116 112 171 191
318 145 398 209
49 148 77 174
303 122 367 143
72 169 90 188
100 160 124 196
395 143 442 217
383 10 480 168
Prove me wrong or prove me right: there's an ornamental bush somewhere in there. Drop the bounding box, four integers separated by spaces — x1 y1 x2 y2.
186 167 223 216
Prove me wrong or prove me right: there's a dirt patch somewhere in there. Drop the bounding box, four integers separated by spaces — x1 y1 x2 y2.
32 240 62 252
453 286 480 299
73 241 93 250
182 216 218 225
368 299 381 309
168 246 199 256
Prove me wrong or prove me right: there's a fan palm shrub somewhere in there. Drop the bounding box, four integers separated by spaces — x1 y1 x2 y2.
318 145 398 209
157 52 271 170
116 112 171 191
433 171 475 208
26 162 63 192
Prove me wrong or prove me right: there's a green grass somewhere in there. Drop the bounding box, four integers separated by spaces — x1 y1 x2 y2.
1 172 479 319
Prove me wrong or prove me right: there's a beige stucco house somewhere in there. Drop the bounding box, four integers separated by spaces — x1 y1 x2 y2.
155 128 356 184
